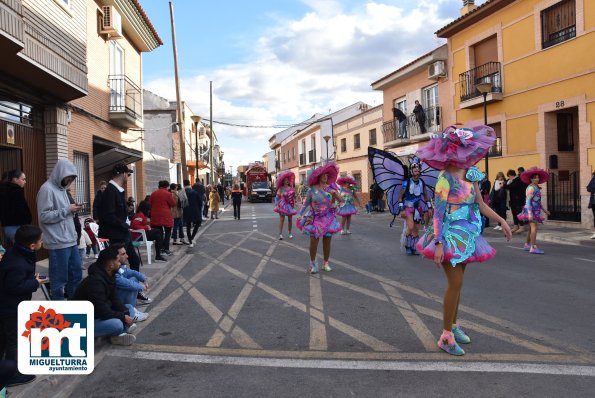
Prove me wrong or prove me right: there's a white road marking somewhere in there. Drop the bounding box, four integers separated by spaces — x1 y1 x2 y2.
110 350 595 377
574 257 595 263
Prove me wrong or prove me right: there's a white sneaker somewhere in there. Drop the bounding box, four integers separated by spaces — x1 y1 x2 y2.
126 323 138 333
133 311 149 322
94 253 99 259
189 242 194 248
110 333 136 346
288 234 293 239
493 226 502 230
591 233 595 239
279 235 283 240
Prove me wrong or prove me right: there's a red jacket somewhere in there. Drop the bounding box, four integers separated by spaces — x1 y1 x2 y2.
149 188 175 227
130 211 149 240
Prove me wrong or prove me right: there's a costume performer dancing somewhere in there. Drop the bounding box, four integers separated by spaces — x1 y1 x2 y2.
274 170 298 240
517 167 550 254
296 162 343 274
397 159 432 255
336 176 360 235
416 125 512 356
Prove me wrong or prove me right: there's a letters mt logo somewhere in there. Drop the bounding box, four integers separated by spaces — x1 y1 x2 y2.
18 301 94 375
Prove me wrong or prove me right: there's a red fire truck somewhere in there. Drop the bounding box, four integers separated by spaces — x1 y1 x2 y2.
245 164 272 203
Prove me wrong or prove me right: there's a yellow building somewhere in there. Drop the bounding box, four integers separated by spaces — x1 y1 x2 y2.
438 0 594 227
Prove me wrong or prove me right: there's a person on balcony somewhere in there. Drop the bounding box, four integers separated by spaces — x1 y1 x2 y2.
392 107 407 139
413 100 427 134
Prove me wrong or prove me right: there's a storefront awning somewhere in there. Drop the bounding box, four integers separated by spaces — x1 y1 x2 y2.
93 137 142 175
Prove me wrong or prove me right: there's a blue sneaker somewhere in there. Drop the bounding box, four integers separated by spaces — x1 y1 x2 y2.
452 324 471 344
437 331 465 356
405 247 413 255
309 261 318 274
530 246 544 254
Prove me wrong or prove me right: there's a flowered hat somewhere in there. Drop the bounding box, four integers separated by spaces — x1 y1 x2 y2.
416 124 495 170
276 170 295 189
307 162 339 186
337 175 356 186
520 167 549 184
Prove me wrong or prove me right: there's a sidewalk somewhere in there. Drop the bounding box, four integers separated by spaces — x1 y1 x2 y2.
30 203 230 301
363 209 595 247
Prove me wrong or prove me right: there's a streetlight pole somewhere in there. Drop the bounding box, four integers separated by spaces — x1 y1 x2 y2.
323 133 331 163
476 81 493 180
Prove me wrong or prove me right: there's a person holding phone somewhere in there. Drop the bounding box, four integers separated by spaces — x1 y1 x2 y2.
36 159 82 301
0 225 44 386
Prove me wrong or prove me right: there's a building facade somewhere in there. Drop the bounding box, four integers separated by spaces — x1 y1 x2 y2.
438 0 594 227
334 105 384 203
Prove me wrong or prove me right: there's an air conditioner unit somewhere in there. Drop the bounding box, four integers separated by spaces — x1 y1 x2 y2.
101 6 123 39
428 61 446 79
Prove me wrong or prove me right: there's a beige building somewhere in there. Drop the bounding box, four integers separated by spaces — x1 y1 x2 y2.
334 105 384 203
372 45 451 159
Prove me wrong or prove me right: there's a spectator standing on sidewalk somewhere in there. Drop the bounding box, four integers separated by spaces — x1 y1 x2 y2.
92 180 107 222
97 163 141 271
0 170 32 247
217 183 225 205
72 246 137 346
231 184 243 220
489 172 508 230
150 180 176 256
203 186 211 219
0 225 44 387
36 159 82 300
209 186 220 219
182 181 202 247
505 168 528 235
588 171 595 239
170 183 187 245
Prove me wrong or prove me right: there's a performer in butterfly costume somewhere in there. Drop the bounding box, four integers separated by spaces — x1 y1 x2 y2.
396 157 433 255
368 148 439 254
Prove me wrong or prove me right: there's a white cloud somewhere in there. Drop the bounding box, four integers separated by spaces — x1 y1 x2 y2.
145 1 456 167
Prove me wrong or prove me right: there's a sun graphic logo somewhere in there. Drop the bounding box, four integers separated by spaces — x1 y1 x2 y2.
18 301 94 375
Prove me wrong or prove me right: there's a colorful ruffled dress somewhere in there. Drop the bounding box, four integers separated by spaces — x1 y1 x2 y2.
296 186 342 239
274 186 298 216
416 167 496 266
517 185 544 223
336 186 357 216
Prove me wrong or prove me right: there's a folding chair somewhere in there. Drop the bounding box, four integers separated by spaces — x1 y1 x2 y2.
89 222 109 252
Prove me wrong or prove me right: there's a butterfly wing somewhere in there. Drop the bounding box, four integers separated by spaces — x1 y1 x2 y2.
368 147 407 215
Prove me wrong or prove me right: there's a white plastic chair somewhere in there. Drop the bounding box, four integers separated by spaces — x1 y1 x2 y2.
88 222 109 251
130 229 153 265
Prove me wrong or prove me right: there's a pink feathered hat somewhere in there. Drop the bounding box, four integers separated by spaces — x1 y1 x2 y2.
416 124 496 170
520 167 549 184
337 175 356 186
276 170 295 189
307 162 339 186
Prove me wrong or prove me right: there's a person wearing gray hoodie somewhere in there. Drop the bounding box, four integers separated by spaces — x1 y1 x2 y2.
36 159 82 300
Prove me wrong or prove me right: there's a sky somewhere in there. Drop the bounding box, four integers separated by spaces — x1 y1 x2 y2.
140 0 485 173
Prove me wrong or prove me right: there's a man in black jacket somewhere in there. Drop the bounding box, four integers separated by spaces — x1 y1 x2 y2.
505 168 528 234
98 163 140 271
0 225 44 386
72 246 136 346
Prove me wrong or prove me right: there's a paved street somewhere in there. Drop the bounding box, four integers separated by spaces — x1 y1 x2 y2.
15 203 595 397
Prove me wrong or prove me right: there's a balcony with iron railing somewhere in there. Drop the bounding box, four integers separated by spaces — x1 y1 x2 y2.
308 149 316 163
108 74 143 128
299 153 306 166
381 106 442 147
459 62 503 107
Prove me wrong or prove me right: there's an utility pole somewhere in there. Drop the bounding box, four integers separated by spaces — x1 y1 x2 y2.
209 81 214 185
169 0 188 181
